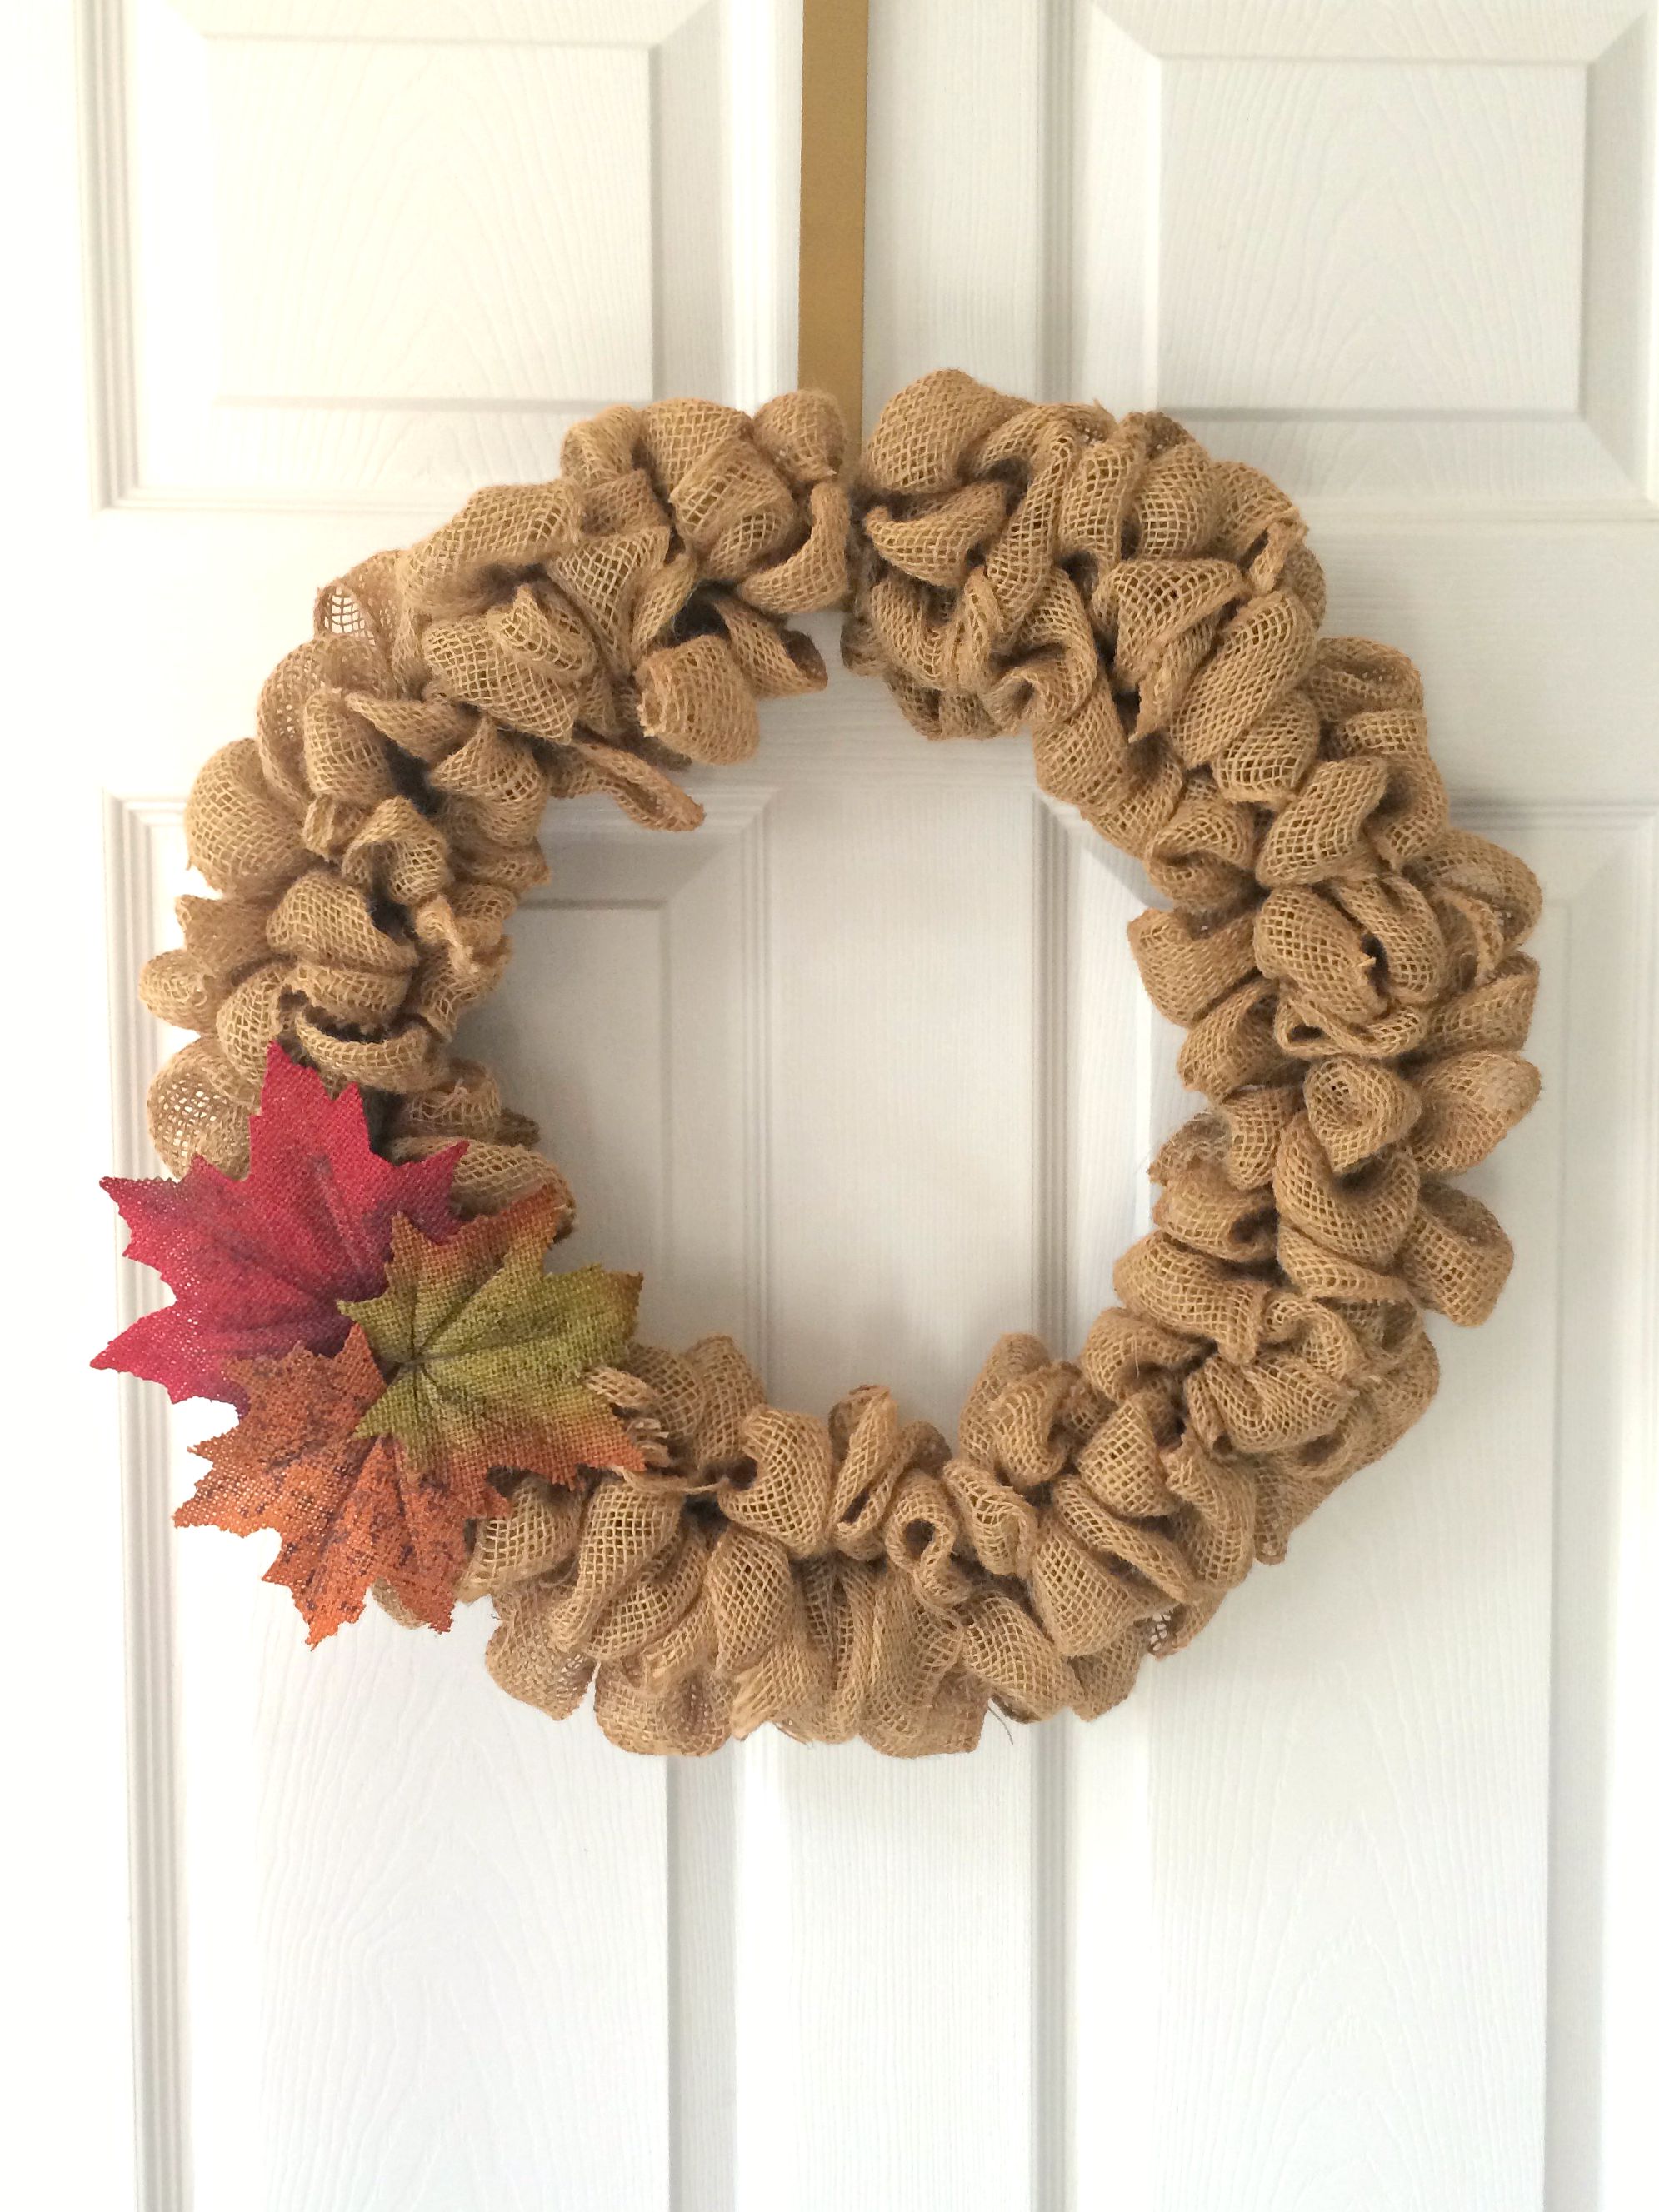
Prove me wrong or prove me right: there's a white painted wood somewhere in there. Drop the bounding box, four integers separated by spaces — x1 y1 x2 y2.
93 0 799 505
1097 1 1646 64
9 2 1658 2210
1161 62 1585 412
1132 839 1558 2209
865 0 1050 407
866 7 1659 2208
867 0 1659 512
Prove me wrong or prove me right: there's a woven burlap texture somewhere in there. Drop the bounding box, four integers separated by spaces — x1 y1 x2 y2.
142 392 849 1216
148 370 1541 1757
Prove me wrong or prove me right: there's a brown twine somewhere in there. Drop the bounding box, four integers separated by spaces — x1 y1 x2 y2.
144 370 1541 1756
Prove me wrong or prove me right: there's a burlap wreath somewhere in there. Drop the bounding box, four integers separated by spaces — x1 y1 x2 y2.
136 371 1541 1757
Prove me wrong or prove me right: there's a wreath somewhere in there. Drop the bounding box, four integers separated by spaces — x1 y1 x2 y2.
97 371 1541 1758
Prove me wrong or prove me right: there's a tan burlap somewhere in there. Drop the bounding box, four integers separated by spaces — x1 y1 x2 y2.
470 375 1538 1756
142 392 850 1213
145 370 1541 1755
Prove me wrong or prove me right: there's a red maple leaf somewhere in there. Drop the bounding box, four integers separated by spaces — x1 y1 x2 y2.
177 1328 502 1643
95 1043 462 1409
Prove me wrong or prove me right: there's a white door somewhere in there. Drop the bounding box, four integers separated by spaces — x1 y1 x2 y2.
10 2 1657 2207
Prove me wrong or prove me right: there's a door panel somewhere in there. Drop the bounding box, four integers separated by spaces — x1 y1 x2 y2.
864 8 1657 2205
94 0 796 505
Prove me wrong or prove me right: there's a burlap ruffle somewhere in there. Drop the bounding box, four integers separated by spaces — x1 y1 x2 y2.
467 373 1539 1755
142 392 850 1215
146 370 1541 1755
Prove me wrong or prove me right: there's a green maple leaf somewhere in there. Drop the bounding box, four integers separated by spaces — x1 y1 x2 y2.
342 1186 644 1490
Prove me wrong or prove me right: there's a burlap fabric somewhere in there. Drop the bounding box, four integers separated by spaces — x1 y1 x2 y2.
142 392 848 1215
145 371 1541 1757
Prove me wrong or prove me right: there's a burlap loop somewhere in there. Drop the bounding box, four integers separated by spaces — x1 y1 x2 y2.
719 1406 835 1558
1421 956 1538 1056
142 393 850 1196
1399 1182 1514 1325
830 1386 947 1557
1074 1396 1182 1518
883 1470 972 1608
1410 1050 1540 1175
1305 1056 1421 1172
1272 1115 1421 1266
480 1334 1158 1755
1115 1234 1274 1367
147 372 1539 1754
461 1480 582 1603
707 1525 797 1673
940 1458 1039 1576
784 371 1527 1746
1128 907 1258 1026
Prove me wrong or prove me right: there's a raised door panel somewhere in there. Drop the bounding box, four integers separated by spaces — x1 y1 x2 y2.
867 0 1657 511
90 0 799 506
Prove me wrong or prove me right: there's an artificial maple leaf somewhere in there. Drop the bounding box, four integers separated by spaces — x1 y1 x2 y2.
96 1043 462 1408
342 1186 645 1491
177 1327 500 1643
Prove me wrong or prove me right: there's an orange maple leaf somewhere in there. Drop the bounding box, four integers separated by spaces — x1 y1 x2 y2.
177 1328 503 1644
